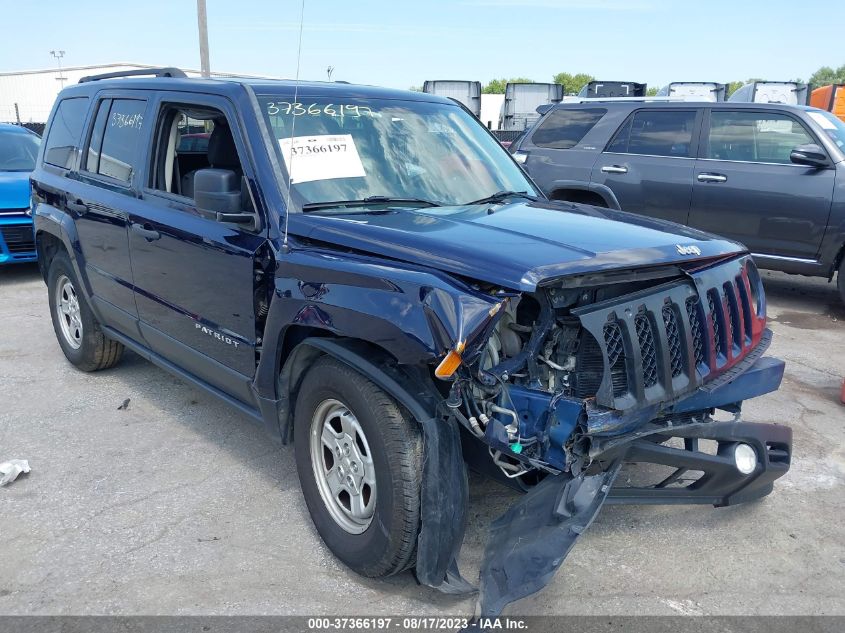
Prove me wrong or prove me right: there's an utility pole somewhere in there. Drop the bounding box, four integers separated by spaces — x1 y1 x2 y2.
50 50 66 88
196 0 211 78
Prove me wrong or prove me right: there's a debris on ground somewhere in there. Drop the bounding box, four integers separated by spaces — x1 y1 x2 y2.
117 398 131 410
0 459 31 486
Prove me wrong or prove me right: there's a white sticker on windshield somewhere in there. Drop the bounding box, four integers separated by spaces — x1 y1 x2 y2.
808 112 837 130
278 134 365 183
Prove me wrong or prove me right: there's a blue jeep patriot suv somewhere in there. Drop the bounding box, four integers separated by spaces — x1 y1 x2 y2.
32 68 791 618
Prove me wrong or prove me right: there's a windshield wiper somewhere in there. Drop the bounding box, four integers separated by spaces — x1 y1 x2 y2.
302 196 442 213
463 190 538 206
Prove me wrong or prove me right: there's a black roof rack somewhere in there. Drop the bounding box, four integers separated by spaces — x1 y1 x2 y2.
78 67 188 84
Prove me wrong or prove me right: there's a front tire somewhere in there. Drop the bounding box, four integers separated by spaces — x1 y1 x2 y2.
47 252 124 371
294 356 422 577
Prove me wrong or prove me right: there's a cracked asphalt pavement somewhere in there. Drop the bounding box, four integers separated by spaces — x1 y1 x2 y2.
1 264 843 616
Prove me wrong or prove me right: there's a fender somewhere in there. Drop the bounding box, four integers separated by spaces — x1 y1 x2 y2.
547 179 621 210
276 337 474 593
252 244 506 403
33 203 96 301
815 167 845 277
34 204 115 332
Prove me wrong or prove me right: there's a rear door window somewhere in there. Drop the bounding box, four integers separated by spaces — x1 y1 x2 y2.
706 111 815 164
531 108 606 149
85 98 147 183
606 110 697 157
43 97 90 169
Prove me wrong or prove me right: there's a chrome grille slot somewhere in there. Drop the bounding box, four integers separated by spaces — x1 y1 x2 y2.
662 304 685 378
635 312 659 388
724 281 742 351
685 297 706 369
707 289 725 358
602 322 628 397
736 274 753 343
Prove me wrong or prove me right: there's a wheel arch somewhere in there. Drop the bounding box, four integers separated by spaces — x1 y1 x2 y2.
35 230 64 283
276 336 441 445
547 181 621 210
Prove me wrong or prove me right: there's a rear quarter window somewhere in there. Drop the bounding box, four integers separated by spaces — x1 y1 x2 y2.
43 97 90 169
85 99 147 183
531 108 606 149
606 109 697 157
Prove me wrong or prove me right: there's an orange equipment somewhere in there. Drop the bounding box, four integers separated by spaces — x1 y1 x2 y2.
810 84 845 123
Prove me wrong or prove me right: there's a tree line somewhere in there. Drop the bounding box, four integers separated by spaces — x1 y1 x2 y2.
472 64 845 96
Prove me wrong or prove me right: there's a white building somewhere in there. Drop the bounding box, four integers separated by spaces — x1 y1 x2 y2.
0 62 280 123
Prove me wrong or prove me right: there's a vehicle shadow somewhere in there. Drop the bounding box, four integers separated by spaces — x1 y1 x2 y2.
99 349 489 609
760 269 844 321
0 262 41 288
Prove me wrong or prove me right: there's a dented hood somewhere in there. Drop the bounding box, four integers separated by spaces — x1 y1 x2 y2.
288 200 745 291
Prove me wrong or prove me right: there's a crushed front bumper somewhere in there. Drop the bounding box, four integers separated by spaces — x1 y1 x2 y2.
604 420 792 507
469 417 792 619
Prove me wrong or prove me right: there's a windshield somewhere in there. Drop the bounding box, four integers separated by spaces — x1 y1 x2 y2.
0 130 40 172
808 110 845 151
257 95 537 209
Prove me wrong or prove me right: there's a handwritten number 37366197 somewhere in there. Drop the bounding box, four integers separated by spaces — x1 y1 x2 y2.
266 102 374 118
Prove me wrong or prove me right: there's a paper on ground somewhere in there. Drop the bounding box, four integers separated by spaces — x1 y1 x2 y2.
0 459 30 486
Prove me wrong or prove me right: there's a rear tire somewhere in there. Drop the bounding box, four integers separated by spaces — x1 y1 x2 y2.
293 356 422 577
47 251 124 371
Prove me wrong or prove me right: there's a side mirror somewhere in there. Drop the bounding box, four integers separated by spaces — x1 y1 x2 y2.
790 144 829 168
193 168 256 228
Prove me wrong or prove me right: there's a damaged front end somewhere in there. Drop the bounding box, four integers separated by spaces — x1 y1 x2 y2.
418 253 792 617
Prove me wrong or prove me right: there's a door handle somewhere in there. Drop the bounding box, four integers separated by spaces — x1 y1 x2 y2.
601 165 628 174
697 173 727 183
67 199 88 214
131 222 161 241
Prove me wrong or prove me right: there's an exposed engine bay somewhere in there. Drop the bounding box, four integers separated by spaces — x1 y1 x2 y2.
414 254 790 620
444 254 771 483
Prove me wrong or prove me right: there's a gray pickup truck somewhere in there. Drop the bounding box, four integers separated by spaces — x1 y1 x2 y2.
510 101 845 302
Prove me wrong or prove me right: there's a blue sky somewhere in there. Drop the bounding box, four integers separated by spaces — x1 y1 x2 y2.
3 0 843 89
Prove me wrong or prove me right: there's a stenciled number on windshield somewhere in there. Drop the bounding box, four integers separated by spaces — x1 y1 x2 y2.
266 102 374 118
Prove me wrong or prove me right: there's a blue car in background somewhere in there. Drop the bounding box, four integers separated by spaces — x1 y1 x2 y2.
0 123 40 264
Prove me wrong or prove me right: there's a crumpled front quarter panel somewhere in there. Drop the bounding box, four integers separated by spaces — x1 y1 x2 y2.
269 247 503 366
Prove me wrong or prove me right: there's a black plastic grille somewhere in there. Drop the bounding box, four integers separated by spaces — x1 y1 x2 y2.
662 304 684 378
634 313 658 388
573 256 763 410
0 226 35 253
602 322 628 397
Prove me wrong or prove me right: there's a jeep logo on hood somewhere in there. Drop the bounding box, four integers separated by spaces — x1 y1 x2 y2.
676 244 702 256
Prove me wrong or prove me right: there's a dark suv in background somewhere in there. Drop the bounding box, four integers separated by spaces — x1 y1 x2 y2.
510 101 845 301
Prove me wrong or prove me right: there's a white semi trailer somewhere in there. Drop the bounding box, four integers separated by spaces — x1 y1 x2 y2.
728 81 808 105
498 82 563 131
422 80 482 117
